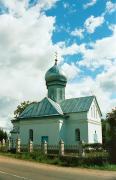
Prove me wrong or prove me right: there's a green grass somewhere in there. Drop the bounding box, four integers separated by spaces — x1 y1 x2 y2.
0 151 116 171
82 164 116 171
0 151 60 163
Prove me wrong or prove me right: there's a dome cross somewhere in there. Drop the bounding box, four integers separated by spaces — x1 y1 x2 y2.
55 52 58 65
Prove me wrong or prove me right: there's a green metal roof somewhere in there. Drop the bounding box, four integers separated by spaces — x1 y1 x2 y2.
18 96 96 119
19 97 63 119
60 96 95 113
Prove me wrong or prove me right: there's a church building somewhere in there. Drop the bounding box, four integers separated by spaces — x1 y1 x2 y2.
11 59 102 145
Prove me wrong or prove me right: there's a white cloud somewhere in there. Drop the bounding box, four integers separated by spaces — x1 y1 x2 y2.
0 97 17 130
62 43 80 55
37 0 59 11
71 26 116 115
0 0 58 129
0 0 28 16
63 3 69 9
106 1 116 14
97 66 116 93
0 0 115 130
63 2 77 14
84 15 104 33
83 0 97 9
79 25 116 69
71 28 84 38
55 42 86 57
66 71 116 116
0 0 58 15
61 63 80 80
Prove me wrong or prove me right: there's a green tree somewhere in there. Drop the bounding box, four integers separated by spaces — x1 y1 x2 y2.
102 119 109 147
106 108 116 163
14 101 36 118
0 129 8 141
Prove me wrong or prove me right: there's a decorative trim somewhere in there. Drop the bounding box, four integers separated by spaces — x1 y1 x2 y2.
88 119 101 125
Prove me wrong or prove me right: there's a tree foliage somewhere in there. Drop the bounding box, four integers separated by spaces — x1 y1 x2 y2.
14 101 35 118
106 108 116 163
101 119 108 146
0 129 7 141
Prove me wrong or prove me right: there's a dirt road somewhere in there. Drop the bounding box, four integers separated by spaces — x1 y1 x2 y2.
0 155 116 180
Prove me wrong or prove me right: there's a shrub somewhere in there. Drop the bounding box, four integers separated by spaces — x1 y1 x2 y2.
83 143 103 153
59 155 108 167
106 108 116 164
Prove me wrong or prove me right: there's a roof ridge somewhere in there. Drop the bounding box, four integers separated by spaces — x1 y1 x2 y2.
47 98 63 115
19 97 64 119
61 95 95 102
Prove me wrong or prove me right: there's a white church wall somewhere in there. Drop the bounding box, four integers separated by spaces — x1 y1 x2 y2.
87 98 101 122
88 121 102 143
71 112 87 120
19 117 62 145
87 98 102 143
64 112 88 145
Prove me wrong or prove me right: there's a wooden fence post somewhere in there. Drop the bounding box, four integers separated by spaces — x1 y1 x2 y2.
2 139 5 147
59 139 64 156
29 140 33 153
42 141 47 155
16 138 21 153
8 139 11 151
2 139 6 151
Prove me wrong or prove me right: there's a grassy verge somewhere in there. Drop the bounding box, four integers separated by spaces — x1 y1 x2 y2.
0 151 116 171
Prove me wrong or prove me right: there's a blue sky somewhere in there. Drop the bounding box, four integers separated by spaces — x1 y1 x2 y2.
44 0 116 84
46 0 116 42
0 0 116 129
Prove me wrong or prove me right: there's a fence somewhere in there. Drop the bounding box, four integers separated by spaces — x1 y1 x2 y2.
0 138 106 158
0 138 86 157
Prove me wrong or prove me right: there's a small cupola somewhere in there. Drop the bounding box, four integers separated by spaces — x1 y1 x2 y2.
45 57 67 103
45 59 67 85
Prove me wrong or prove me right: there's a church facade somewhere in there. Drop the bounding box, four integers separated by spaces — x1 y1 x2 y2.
11 60 102 145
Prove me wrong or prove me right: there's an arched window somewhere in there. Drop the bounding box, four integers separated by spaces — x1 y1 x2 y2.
75 129 80 141
29 129 33 141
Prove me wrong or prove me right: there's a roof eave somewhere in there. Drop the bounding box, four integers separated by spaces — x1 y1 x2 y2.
63 110 88 114
17 114 64 120
93 96 102 116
